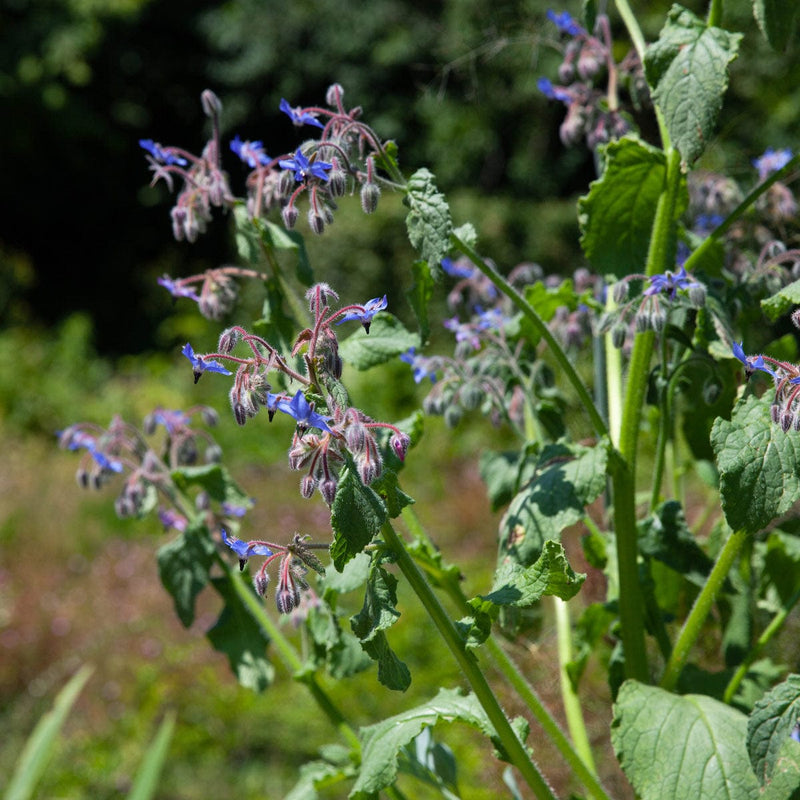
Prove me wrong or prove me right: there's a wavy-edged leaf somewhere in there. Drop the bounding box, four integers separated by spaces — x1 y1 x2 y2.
612 680 760 799
404 168 452 276
644 5 742 164
762 280 800 322
338 313 418 370
712 394 800 534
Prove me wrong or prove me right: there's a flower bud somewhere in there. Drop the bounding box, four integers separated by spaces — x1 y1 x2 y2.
771 404 781 426
360 182 381 214
612 281 629 304
142 413 157 436
204 444 223 463
300 474 316 499
444 405 462 428
688 283 706 308
460 382 483 410
791 308 800 330
254 570 269 597
308 209 326 234
201 406 219 427
650 308 666 333
282 203 299 229
611 324 628 349
176 438 198 464
201 89 222 118
326 83 344 106
781 412 794 433
276 583 301 614
319 478 338 506
634 310 651 333
389 432 410 461
218 327 240 354
328 167 347 197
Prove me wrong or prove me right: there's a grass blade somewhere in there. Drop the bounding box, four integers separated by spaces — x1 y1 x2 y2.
126 711 177 800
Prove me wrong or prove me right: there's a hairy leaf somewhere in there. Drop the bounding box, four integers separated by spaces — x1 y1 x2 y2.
156 524 215 627
762 280 800 322
644 5 742 164
330 467 387 570
578 137 682 276
350 561 401 641
206 576 274 692
612 680 760 799
359 632 411 692
404 168 452 276
712 395 800 533
338 313 417 370
747 675 800 786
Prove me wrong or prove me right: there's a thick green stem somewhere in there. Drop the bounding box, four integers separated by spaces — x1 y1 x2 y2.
661 528 749 691
451 233 608 440
223 560 361 751
723 585 800 704
381 520 558 799
554 597 597 776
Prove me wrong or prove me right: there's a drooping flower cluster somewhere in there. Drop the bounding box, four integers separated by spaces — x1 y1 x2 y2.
141 85 400 241
180 284 410 503
538 9 645 150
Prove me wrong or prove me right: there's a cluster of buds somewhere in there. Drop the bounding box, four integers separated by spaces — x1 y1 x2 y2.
181 283 410 504
57 405 242 526
222 530 327 614
600 265 707 348
733 318 800 433
141 85 401 241
538 9 644 150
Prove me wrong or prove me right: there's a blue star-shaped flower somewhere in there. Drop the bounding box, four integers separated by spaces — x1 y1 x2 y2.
643 265 699 300
276 391 333 433
158 275 199 300
753 147 793 181
546 9 585 36
230 135 270 168
221 529 273 570
400 348 438 384
441 257 474 279
139 139 188 166
182 343 233 384
537 77 572 104
279 148 332 183
732 342 777 380
279 98 325 129
336 295 388 333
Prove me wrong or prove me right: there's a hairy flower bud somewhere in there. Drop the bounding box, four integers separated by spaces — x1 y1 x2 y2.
201 406 219 427
218 327 240 354
276 583 301 614
444 405 462 428
360 182 381 214
612 281 629 304
319 478 338 506
328 166 347 197
282 203 299 229
688 283 706 308
300 474 317 499
254 570 270 597
325 83 344 106
389 431 410 461
201 89 222 118
460 382 483 411
308 209 326 235
611 324 628 349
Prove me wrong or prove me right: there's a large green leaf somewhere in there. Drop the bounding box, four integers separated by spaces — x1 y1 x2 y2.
206 576 274 692
747 675 800 787
404 168 452 275
712 395 800 534
338 313 418 370
156 523 215 627
330 467 388 570
644 5 742 164
350 687 525 798
612 680 760 799
754 0 799 51
171 463 250 509
578 137 683 277
497 440 608 568
405 259 435 345
762 280 800 322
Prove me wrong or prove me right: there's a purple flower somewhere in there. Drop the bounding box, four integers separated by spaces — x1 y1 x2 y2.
441 257 474 279
221 529 273 568
277 390 333 433
732 342 777 380
60 429 124 473
159 509 188 532
336 295 388 333
537 77 572 104
150 409 190 436
643 266 699 300
158 275 199 300
279 148 332 183
400 348 437 384
182 343 233 384
230 135 270 168
222 499 254 518
279 98 325 129
753 147 793 181
546 9 585 36
139 139 188 166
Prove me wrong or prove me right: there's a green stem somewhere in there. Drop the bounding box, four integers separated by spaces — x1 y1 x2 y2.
707 0 723 27
400 507 610 800
223 559 361 751
381 520 558 800
661 528 749 691
451 233 608 440
723 585 800 704
553 597 597 776
604 295 624 447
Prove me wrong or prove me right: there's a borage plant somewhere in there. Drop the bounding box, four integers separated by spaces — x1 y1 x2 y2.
61 1 800 798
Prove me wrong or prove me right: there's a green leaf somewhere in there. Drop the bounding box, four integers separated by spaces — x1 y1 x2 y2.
404 168 452 275
285 757 356 800
206 576 275 692
566 602 616 689
171 463 250 509
712 394 800 534
612 680 760 799
127 711 177 800
754 0 799 52
524 279 580 323
359 632 411 692
4 665 93 800
254 217 313 286
405 534 462 593
762 280 800 322
350 560 401 641
489 540 586 605
762 531 800 608
233 203 261 265
578 137 685 276
638 500 714 585
405 259 435 345
320 552 371 597
747 675 800 787
643 5 742 164
371 470 414 518
330 467 388 570
498 440 608 568
156 524 215 627
253 277 298 363
479 444 538 511
761 737 800 800
350 687 517 798
304 605 371 679
338 313 418 370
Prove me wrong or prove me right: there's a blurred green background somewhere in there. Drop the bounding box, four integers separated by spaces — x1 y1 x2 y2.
2 0 799 796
